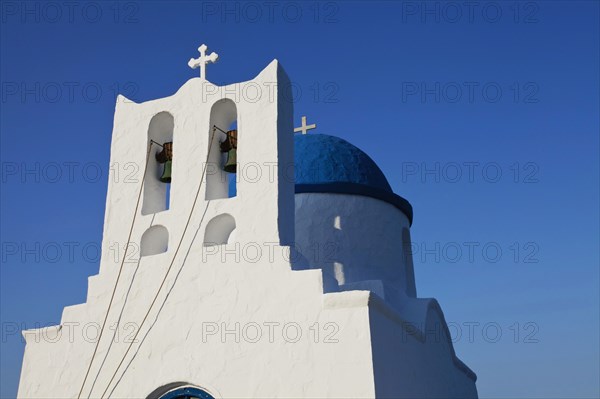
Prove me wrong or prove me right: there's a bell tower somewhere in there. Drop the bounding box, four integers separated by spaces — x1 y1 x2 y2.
99 46 295 277
19 46 299 399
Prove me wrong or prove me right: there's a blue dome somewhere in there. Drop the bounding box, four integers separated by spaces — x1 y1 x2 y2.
295 134 392 191
294 134 413 224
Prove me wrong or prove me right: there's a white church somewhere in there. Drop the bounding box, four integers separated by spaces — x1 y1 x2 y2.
18 45 478 399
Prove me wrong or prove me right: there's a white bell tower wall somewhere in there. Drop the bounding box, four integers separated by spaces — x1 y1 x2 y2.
99 59 294 278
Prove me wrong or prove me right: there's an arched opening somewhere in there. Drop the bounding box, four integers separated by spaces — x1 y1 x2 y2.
206 99 237 200
226 120 238 198
203 213 236 246
143 112 174 215
140 225 169 256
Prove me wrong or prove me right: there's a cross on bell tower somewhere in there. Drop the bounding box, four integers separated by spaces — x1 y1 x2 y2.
188 44 219 80
294 116 317 135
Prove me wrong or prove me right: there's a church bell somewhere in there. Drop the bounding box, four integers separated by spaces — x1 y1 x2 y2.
220 129 237 173
155 141 173 183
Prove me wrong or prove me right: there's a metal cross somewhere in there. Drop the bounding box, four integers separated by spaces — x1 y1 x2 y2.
188 44 219 80
294 116 317 135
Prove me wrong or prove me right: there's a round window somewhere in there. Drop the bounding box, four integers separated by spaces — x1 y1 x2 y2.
158 386 215 399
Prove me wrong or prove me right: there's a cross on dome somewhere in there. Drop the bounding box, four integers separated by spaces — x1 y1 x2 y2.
294 116 317 135
188 44 218 80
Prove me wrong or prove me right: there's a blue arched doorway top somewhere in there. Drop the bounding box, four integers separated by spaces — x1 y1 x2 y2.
159 387 215 399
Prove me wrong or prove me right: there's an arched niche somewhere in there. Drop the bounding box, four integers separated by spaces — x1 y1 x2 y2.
402 227 417 297
140 225 169 257
142 112 174 215
206 99 237 200
203 213 236 246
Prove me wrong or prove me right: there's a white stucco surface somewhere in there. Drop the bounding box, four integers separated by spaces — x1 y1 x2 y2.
294 192 417 302
18 59 477 399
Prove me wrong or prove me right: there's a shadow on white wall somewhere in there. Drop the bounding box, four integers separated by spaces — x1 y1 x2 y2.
204 214 236 246
140 225 169 256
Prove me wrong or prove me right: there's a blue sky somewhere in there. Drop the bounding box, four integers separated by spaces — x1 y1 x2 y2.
1 1 599 398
